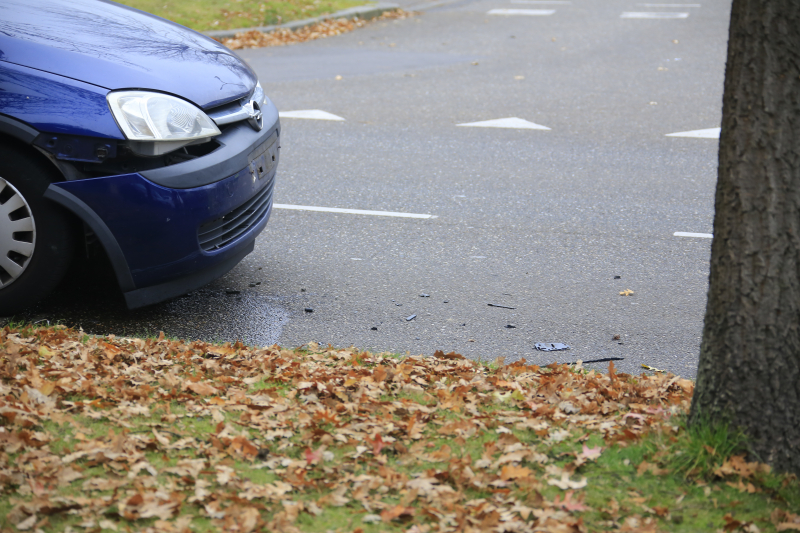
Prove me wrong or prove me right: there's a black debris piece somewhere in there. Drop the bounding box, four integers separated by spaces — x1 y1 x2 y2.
248 283 256 287
534 342 570 352
301 288 306 292
420 294 430 297
371 327 378 331
304 308 314 313
488 303 516 309
396 303 403 306
566 357 624 365
614 276 621 279
461 323 466 326
406 314 417 321
505 324 516 329
443 300 449 303
225 289 240 295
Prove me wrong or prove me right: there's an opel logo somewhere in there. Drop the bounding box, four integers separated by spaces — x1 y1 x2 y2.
244 99 263 131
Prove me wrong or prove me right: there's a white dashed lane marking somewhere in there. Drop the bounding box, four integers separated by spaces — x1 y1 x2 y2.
273 204 437 219
278 110 345 121
510 0 570 3
638 3 700 6
674 232 713 238
457 117 551 130
487 8 556 15
621 11 689 18
666 127 720 138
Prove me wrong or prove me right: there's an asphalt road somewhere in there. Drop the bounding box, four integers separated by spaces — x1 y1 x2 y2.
19 0 731 377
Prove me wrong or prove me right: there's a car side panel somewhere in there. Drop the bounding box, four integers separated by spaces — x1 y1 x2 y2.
0 61 124 139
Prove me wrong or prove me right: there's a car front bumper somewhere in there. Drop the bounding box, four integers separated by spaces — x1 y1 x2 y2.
44 114 280 309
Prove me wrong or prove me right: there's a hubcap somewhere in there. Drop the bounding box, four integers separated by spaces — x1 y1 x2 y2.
0 177 36 288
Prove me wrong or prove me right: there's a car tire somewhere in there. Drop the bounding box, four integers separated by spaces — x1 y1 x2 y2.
0 143 75 315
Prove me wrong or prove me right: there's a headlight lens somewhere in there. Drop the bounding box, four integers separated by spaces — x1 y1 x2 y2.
107 91 221 142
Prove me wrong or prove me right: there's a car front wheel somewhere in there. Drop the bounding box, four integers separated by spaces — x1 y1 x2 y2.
0 144 75 315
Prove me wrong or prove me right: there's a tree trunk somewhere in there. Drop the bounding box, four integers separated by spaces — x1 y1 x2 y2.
689 0 800 474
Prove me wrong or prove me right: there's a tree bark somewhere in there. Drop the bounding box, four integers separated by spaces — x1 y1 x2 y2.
689 0 800 474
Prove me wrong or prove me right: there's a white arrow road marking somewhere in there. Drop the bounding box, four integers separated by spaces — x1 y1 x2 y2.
457 117 551 130
621 11 689 17
273 204 436 219
488 8 556 15
278 110 345 121
674 232 713 238
666 127 720 138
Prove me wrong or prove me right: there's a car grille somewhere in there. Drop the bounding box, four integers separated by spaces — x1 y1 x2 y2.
198 180 273 252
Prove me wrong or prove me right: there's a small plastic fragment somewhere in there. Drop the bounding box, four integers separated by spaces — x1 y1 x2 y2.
370 327 378 331
420 294 430 297
488 303 516 309
619 289 634 296
406 314 416 321
225 289 240 295
534 342 570 352
641 364 665 373
505 324 516 329
614 275 621 279
304 308 314 313
443 300 449 303
248 283 256 287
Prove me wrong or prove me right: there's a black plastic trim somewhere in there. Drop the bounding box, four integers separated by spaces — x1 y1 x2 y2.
43 185 136 292
0 114 39 144
139 118 279 189
123 241 254 309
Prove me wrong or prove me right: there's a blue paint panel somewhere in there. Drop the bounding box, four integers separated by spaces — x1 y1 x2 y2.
0 0 256 109
0 62 124 138
52 169 274 287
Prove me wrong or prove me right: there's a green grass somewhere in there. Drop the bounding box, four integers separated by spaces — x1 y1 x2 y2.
114 0 368 32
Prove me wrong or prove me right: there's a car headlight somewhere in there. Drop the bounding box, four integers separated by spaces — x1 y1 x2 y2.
107 91 221 156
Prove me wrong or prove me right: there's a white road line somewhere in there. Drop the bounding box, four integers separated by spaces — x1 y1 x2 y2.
666 127 720 138
674 232 713 238
457 117 551 130
273 204 437 219
621 11 689 18
488 8 556 15
278 110 345 121
510 0 570 4
638 3 700 6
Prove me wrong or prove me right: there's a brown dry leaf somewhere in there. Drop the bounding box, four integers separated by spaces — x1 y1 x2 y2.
221 10 416 50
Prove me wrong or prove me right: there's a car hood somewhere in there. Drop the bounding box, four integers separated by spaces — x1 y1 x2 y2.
0 0 257 110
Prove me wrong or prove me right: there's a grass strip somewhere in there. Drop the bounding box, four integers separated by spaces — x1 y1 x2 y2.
114 0 367 32
0 324 798 532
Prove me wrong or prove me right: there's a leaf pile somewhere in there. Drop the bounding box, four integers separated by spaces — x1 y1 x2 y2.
1 325 795 532
220 10 415 50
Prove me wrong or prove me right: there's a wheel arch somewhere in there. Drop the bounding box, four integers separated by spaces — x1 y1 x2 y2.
0 130 136 293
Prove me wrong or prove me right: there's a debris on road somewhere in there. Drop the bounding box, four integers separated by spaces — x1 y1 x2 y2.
535 342 570 352
619 289 634 296
505 324 516 329
612 334 621 340
642 364 666 373
420 294 430 298
370 327 378 331
406 314 416 321
571 357 625 364
225 288 241 295
488 303 516 309
614 275 621 279
304 308 314 313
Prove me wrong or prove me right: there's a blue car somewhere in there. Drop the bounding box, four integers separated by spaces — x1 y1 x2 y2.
0 0 280 314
